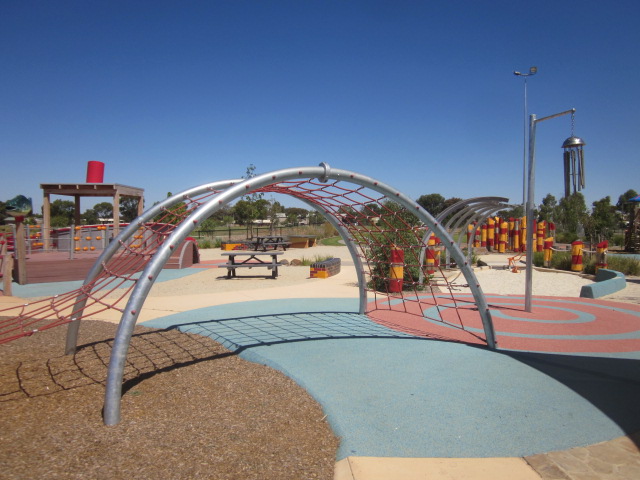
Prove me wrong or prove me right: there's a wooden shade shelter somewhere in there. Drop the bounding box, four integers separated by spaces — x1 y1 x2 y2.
40 183 144 249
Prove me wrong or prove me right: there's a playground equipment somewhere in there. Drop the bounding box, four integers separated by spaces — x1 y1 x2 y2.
3 195 33 285
40 161 145 248
0 165 499 425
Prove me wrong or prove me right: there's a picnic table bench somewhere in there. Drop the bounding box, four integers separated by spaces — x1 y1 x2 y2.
221 251 284 278
246 235 291 251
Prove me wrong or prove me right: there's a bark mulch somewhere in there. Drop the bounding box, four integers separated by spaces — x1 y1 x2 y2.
0 320 339 480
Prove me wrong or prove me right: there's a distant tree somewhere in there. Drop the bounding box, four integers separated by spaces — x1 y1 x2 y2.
120 196 141 222
233 199 257 225
284 207 308 218
555 192 588 237
585 196 619 242
416 193 446 217
0 201 6 225
538 194 557 223
208 205 234 224
437 197 464 224
617 189 639 228
81 209 99 225
50 199 75 226
308 210 324 225
616 189 638 213
93 202 113 220
254 198 270 220
497 204 525 219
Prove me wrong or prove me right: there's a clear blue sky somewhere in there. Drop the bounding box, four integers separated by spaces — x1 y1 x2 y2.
2 1 638 214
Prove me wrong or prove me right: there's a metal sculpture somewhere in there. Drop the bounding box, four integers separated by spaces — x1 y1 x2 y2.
562 111 586 197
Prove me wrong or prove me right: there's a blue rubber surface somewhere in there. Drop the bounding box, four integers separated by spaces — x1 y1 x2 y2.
142 298 640 460
10 268 200 298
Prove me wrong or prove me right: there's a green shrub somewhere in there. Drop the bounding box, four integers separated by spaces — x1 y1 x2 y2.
556 232 579 244
607 255 640 276
300 255 334 266
533 250 640 276
197 239 212 249
611 234 625 247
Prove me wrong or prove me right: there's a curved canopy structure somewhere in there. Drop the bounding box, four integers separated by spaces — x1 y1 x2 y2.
0 164 498 425
91 165 497 424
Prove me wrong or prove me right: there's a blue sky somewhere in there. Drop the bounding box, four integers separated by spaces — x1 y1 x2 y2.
2 1 639 214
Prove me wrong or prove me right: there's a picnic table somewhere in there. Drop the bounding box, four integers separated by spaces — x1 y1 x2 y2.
221 251 284 279
246 235 290 251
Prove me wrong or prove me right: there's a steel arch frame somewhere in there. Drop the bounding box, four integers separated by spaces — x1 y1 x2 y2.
97 164 496 425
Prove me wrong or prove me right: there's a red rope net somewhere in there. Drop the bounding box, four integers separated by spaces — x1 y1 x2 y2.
1 178 486 346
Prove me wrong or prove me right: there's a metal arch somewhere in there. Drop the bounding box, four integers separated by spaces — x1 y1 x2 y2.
103 165 496 425
450 202 510 251
448 204 500 266
446 198 509 231
417 198 509 282
64 179 243 354
455 204 510 265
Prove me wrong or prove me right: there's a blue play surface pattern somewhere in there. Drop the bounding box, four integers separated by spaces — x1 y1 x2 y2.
142 298 640 460
10 268 200 298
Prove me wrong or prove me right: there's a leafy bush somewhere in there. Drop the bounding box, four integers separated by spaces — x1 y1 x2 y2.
556 232 579 243
299 255 334 266
533 250 640 276
607 255 640 276
611 234 624 247
197 239 212 249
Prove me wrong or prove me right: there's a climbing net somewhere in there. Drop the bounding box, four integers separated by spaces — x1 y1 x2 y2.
0 189 221 344
264 179 486 344
1 176 488 347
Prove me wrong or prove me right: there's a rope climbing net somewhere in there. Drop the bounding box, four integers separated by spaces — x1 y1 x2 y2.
264 178 487 344
1 174 489 347
0 189 222 344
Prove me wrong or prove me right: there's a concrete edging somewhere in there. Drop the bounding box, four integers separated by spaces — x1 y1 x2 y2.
580 269 626 299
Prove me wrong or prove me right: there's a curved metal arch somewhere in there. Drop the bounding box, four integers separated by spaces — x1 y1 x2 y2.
64 179 243 354
103 165 496 425
450 201 510 249
417 198 509 282
455 204 511 267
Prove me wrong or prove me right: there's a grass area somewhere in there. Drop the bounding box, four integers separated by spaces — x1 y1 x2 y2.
533 251 640 276
320 236 343 246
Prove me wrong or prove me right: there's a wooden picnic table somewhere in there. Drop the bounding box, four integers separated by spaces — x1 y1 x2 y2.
221 251 284 278
247 235 290 251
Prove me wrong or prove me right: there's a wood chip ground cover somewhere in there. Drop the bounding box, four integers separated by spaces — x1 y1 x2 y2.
0 320 338 479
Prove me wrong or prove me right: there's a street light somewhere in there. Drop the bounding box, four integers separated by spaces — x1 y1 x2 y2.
524 108 579 312
514 67 538 206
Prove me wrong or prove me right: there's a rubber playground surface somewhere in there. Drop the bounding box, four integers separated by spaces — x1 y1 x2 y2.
142 294 640 461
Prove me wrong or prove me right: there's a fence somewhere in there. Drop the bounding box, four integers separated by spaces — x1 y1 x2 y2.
191 224 327 243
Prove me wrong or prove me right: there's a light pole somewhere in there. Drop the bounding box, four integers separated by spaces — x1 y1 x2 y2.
524 108 576 312
514 67 537 206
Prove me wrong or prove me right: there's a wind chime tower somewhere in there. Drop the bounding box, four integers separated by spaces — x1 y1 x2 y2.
561 111 586 198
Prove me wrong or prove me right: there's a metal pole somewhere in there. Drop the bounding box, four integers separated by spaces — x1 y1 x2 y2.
514 67 537 207
524 108 576 312
522 77 528 206
524 114 537 312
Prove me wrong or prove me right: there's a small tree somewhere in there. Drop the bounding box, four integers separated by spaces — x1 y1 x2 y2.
538 193 557 223
586 196 619 243
93 202 113 220
81 208 99 225
416 193 446 217
120 196 141 222
50 199 75 226
555 192 588 240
